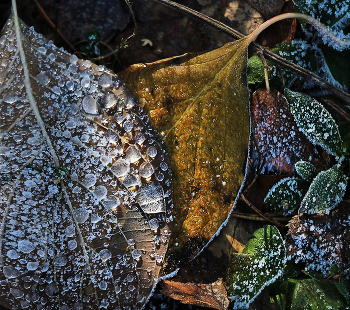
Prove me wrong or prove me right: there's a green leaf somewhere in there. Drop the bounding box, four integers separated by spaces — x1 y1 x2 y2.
299 164 348 214
264 178 310 216
247 55 265 84
285 89 342 156
295 160 318 181
290 278 347 310
226 226 286 309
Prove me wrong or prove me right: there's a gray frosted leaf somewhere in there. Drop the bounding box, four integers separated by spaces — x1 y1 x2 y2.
0 13 172 310
284 89 342 156
299 165 348 214
295 160 317 182
264 178 310 216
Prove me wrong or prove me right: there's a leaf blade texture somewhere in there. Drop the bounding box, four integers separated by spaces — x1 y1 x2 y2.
119 37 250 263
0 14 172 309
295 160 317 181
284 89 342 156
226 225 286 309
264 177 309 216
299 164 348 214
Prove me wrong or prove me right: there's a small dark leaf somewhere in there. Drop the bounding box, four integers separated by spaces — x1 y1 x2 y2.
295 160 317 181
264 178 309 216
285 89 342 156
299 164 348 214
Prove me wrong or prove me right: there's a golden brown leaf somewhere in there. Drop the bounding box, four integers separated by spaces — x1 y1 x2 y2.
119 37 251 263
160 277 230 310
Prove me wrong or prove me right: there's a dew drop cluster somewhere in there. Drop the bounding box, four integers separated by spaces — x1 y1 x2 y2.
0 16 173 309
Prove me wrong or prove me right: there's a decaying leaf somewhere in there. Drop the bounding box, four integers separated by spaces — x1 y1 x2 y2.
160 277 230 310
0 11 172 309
250 89 330 175
119 35 250 264
286 209 350 279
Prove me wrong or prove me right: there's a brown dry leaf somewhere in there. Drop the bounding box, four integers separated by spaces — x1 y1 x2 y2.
160 277 230 310
250 89 330 175
0 12 172 309
119 37 251 264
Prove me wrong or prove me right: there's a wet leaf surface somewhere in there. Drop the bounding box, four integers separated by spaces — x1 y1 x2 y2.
119 37 251 266
0 13 172 309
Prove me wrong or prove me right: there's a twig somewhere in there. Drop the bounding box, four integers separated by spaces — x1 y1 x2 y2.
33 0 78 54
153 0 350 105
231 211 291 222
258 52 270 91
240 193 286 229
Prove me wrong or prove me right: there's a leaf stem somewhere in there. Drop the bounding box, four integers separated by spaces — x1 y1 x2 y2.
248 13 349 50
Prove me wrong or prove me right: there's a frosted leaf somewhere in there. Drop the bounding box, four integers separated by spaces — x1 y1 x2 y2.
264 178 310 216
0 12 172 310
227 226 286 309
285 89 342 156
299 164 348 214
295 160 318 182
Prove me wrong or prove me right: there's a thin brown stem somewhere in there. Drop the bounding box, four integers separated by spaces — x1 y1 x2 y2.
153 0 350 105
33 0 79 54
240 193 286 229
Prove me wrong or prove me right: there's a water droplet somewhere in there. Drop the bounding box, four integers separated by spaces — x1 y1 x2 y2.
98 73 112 88
99 281 108 290
93 185 107 201
136 182 165 213
10 288 24 299
122 174 141 188
83 174 97 187
149 218 159 231
65 225 75 237
27 261 39 271
38 46 47 54
69 54 78 64
68 63 78 73
101 92 119 109
125 145 142 163
156 172 164 181
73 208 89 223
82 95 99 114
3 93 17 104
131 249 142 261
139 162 154 179
123 120 133 132
148 251 156 259
147 146 157 158
36 72 50 85
3 266 20 278
125 97 136 109
99 249 112 262
68 239 77 250
7 249 19 259
66 80 74 91
102 196 120 210
18 240 35 253
160 162 168 171
155 254 163 265
128 239 135 248
126 274 134 282
111 159 130 178
48 53 56 61
81 76 90 88
115 285 121 294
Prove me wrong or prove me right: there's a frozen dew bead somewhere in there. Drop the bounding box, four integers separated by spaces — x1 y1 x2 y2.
10 288 24 299
81 76 90 88
99 249 112 262
102 196 120 211
67 239 77 250
115 112 125 124
155 255 163 265
135 132 146 145
6 249 19 260
148 251 156 259
101 92 119 109
123 120 133 132
160 162 168 171
45 283 59 297
111 159 130 178
98 73 112 88
125 145 142 163
3 93 17 104
83 173 97 187
98 281 108 291
147 146 157 158
127 239 135 249
3 266 20 279
36 72 50 85
73 207 89 223
125 97 136 109
139 162 154 179
18 240 35 254
27 261 39 271
66 80 74 91
122 174 141 188
69 54 78 64
65 225 75 237
82 95 99 115
149 218 159 232
131 249 142 261
93 185 108 201
136 182 165 214
126 274 134 282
